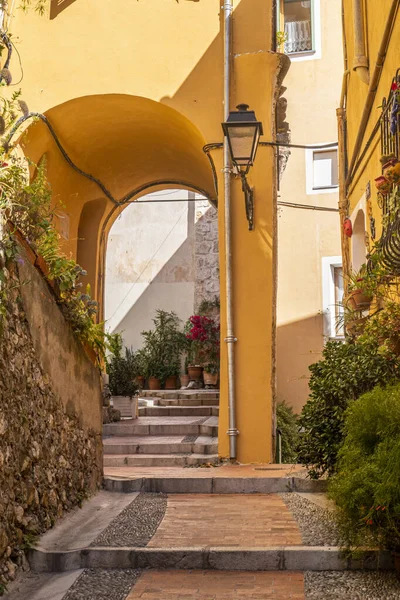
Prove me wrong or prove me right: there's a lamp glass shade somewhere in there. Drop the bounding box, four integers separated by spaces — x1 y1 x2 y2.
226 124 261 166
222 105 263 169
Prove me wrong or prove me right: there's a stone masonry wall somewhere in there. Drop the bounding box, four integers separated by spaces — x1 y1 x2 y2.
194 202 220 307
0 252 102 590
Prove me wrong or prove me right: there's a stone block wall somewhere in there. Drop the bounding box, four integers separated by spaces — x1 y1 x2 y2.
0 250 103 589
194 202 220 307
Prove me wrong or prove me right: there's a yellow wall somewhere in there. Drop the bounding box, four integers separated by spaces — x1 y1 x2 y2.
277 0 343 414
343 0 400 258
8 0 286 463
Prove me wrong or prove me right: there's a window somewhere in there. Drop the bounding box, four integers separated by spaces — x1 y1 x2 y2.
322 257 344 340
305 145 339 194
280 0 314 55
312 149 338 190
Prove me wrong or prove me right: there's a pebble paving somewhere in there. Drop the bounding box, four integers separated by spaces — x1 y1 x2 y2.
62 569 140 600
305 571 400 599
90 492 167 547
281 492 340 546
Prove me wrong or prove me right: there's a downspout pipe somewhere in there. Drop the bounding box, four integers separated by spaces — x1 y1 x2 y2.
223 0 238 460
352 0 369 85
346 0 400 187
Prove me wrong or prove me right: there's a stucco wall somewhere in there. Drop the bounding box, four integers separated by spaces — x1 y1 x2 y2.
105 190 219 348
0 248 102 587
276 0 342 414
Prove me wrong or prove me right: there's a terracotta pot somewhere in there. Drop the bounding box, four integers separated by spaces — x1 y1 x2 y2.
188 365 203 382
148 376 161 390
136 375 145 389
346 316 368 336
203 371 218 386
347 289 372 310
165 375 178 390
83 342 98 365
35 254 50 278
180 374 190 388
11 226 37 265
374 176 391 194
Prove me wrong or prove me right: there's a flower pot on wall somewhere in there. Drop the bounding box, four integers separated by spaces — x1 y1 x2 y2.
180 374 190 388
347 289 372 310
165 375 178 389
188 366 203 382
148 376 161 390
203 371 218 386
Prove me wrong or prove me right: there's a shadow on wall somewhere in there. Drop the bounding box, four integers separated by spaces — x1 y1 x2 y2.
50 0 77 19
276 313 325 415
106 201 219 349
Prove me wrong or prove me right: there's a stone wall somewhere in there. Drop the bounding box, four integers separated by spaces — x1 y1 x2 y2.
194 201 220 307
0 249 103 590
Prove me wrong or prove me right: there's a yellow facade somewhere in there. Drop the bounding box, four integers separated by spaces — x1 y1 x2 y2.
7 0 289 463
340 0 400 272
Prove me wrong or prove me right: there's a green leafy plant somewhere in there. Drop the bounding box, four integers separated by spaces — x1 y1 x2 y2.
276 30 288 49
276 400 299 464
298 340 400 479
106 332 139 397
329 383 400 552
141 310 186 384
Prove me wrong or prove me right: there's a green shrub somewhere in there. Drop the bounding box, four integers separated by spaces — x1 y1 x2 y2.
106 333 139 398
276 400 299 463
329 383 400 551
298 340 400 479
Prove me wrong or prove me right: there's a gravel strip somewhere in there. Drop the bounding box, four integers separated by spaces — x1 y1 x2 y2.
305 571 400 599
90 493 167 547
281 492 340 546
63 569 140 600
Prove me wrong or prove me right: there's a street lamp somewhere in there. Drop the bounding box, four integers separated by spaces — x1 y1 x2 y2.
222 104 263 230
222 104 263 174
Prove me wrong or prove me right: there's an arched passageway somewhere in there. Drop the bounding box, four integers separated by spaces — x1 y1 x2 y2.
20 93 216 311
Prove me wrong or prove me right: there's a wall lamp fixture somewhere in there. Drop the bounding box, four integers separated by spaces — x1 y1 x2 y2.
222 104 263 231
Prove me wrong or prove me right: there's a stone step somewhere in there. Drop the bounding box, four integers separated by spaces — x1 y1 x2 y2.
29 545 393 574
103 416 218 438
103 435 218 456
140 391 219 400
154 397 219 407
139 406 219 417
103 453 219 468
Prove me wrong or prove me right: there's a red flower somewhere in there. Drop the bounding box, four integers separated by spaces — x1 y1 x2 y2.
392 82 399 92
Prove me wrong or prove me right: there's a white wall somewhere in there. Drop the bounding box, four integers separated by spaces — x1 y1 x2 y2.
105 189 196 349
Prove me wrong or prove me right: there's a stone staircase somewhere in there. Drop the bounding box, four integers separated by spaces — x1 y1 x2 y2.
103 390 219 467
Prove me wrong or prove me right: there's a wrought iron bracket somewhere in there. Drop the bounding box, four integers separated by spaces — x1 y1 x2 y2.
239 171 255 231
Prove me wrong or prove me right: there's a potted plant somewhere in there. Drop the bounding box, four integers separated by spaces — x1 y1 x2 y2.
106 333 139 419
185 314 220 385
141 310 186 389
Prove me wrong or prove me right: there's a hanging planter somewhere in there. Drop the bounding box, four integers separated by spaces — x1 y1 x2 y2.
347 288 372 310
374 176 391 194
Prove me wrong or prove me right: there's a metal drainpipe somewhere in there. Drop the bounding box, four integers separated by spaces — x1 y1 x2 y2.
352 0 369 85
223 0 238 460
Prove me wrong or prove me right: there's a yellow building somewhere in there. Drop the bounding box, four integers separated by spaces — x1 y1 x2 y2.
276 0 343 414
340 0 400 282
4 0 290 463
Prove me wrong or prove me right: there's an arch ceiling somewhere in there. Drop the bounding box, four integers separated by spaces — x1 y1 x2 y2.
20 94 216 205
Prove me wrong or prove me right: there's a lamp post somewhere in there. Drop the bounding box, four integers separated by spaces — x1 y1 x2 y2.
222 104 263 230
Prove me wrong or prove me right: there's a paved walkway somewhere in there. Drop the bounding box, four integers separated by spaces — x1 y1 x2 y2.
148 494 302 547
126 570 305 599
104 463 305 479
